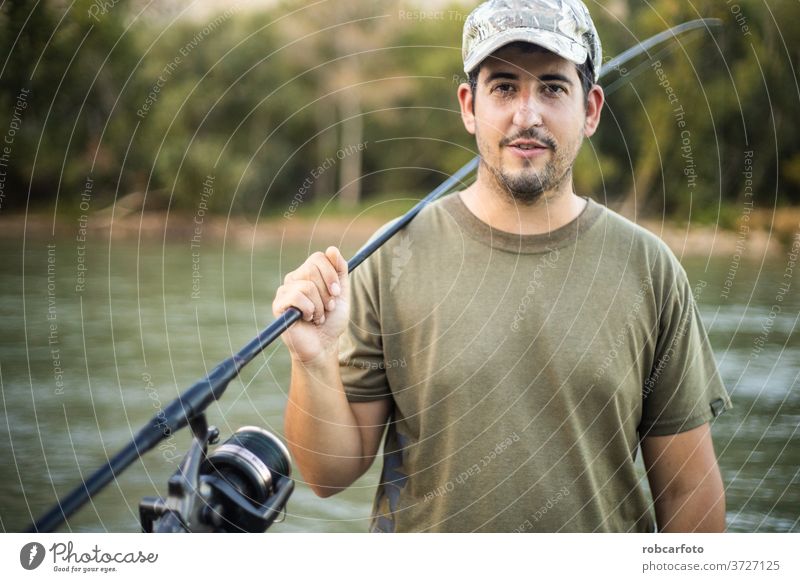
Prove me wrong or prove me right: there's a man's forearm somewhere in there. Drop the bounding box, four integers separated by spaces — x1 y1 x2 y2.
284 349 365 496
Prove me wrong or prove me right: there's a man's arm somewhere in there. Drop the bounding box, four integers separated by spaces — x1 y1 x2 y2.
284 352 391 498
273 246 391 498
641 422 726 532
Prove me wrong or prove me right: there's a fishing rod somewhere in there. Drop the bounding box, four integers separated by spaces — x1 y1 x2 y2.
27 18 721 533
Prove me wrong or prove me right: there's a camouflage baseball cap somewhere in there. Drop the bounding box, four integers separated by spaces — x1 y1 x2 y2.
462 0 602 81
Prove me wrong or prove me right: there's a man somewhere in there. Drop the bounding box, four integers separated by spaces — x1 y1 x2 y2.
272 0 731 532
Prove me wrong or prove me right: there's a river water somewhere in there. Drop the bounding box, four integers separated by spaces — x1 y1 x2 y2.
0 235 797 532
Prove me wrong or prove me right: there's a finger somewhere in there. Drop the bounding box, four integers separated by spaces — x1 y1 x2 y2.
326 246 348 277
282 265 330 314
306 252 339 310
273 285 316 322
326 246 349 295
312 251 343 298
297 279 325 324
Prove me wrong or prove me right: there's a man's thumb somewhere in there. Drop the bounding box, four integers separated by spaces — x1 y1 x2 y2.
326 246 349 282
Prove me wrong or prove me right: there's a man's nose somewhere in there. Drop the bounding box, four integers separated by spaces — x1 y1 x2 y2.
512 93 543 127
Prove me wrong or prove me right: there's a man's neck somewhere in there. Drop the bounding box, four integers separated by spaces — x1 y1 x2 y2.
458 172 587 236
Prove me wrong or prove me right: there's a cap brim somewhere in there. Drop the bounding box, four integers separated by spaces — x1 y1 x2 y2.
464 28 589 75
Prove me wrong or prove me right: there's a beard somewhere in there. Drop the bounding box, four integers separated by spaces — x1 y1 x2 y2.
480 127 580 206
492 159 565 204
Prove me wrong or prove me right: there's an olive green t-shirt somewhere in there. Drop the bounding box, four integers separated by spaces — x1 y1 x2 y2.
339 193 731 533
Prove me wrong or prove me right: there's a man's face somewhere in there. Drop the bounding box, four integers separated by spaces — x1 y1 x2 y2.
458 44 603 205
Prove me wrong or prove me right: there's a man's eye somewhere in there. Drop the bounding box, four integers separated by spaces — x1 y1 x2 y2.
493 83 515 95
544 85 566 96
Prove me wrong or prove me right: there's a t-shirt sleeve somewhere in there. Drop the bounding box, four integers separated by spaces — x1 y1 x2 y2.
639 258 732 437
339 244 392 403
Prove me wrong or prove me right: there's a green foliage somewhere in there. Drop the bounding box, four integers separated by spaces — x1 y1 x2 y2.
585 0 800 219
0 0 797 221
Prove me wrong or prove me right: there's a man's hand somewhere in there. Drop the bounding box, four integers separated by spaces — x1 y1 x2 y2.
642 422 726 532
272 246 350 364
276 246 391 497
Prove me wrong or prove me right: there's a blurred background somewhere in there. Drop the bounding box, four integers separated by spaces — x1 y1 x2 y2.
0 0 798 532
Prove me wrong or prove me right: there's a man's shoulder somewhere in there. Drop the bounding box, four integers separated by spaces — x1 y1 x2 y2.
592 200 680 262
589 200 691 297
593 201 665 246
366 192 460 246
354 194 458 291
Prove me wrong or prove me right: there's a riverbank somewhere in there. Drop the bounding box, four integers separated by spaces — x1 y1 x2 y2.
1 206 797 258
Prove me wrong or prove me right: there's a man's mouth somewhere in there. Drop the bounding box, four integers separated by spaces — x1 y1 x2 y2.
508 140 549 150
509 143 548 151
506 139 551 158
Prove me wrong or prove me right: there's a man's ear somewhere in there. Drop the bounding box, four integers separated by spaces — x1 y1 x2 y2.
458 83 477 135
583 84 604 138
